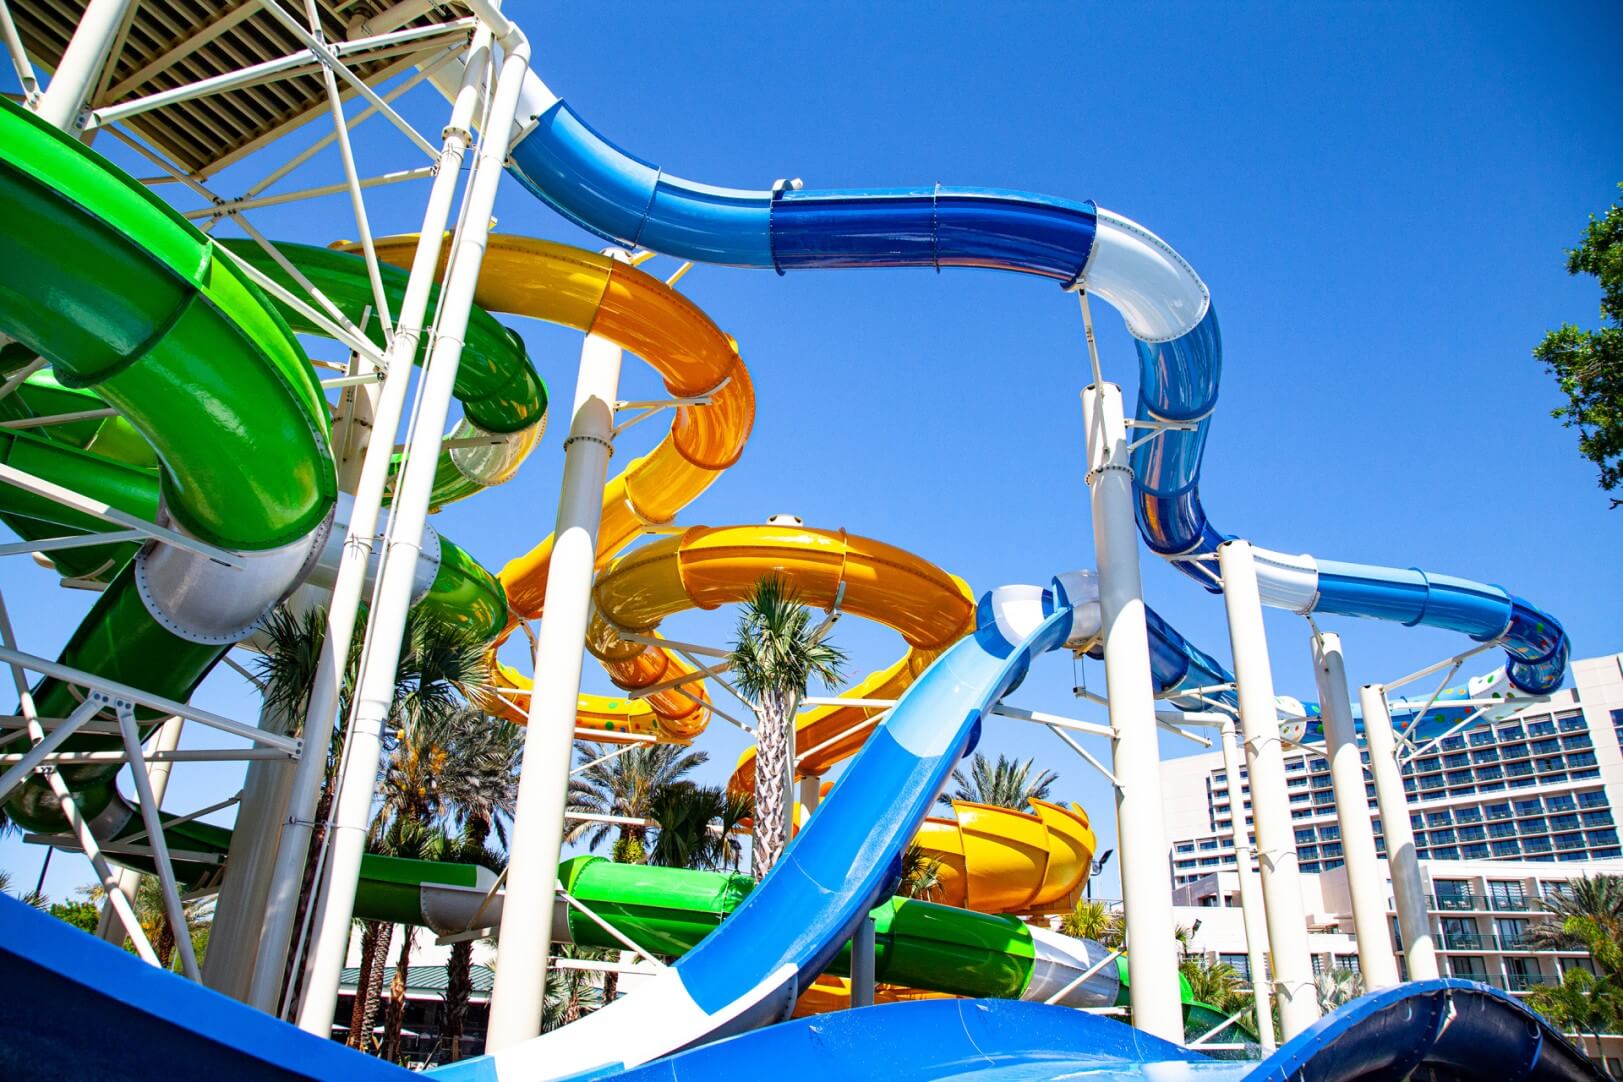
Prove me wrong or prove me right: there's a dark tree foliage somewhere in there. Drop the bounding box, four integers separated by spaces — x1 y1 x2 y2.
1535 183 1623 507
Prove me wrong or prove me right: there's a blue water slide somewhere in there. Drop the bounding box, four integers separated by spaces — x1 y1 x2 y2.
504 83 1568 694
5 890 1598 1081
603 983 1602 1082
432 577 1230 1080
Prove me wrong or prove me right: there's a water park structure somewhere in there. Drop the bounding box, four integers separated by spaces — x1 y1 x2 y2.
0 4 1609 1080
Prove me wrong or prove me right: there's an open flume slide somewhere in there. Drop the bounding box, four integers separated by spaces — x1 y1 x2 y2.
602 985 1603 1082
493 67 1569 698
433 575 1235 1080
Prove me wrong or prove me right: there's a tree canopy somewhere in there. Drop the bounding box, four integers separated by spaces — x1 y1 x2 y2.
1535 182 1623 507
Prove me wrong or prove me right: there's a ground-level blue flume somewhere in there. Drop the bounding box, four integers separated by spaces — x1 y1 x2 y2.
497 72 1568 697
2 891 1602 1081
603 983 1603 1082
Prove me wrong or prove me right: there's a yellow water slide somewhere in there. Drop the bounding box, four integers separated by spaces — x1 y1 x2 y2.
366 235 754 741
585 523 973 742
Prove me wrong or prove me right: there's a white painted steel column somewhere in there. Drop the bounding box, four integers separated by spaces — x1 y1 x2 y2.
1080 383 1181 1043
34 0 131 130
1359 682 1438 980
798 774 821 815
201 700 295 1000
1219 717 1276 1052
1217 540 1319 1039
485 328 624 1050
295 29 530 1036
850 915 876 1008
250 30 492 1017
96 715 183 944
1312 631 1400 990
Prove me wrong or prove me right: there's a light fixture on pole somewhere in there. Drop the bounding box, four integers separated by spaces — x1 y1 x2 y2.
1086 848 1114 900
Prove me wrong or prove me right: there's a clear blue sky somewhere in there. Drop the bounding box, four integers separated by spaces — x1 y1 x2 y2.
3 3 1620 902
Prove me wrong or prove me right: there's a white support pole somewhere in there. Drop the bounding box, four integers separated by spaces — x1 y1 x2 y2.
1080 382 1181 1044
1216 539 1319 1039
295 27 529 1036
486 328 624 1050
1311 631 1399 990
96 715 183 945
201 700 296 1002
1218 716 1276 1052
1359 682 1438 980
798 774 821 816
247 29 492 1016
0 0 40 105
0 696 101 804
850 914 876 1008
114 702 200 980
34 0 133 130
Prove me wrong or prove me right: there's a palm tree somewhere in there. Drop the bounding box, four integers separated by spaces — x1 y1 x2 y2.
1060 898 1112 942
1527 967 1623 1061
937 752 1057 811
0 868 46 909
348 915 392 1051
541 944 606 1032
253 604 484 1016
1314 966 1364 1012
1525 874 1623 979
727 576 846 880
440 833 505 1061
380 821 446 1063
436 708 521 1062
1181 959 1247 1014
898 843 944 902
646 782 753 872
567 742 709 864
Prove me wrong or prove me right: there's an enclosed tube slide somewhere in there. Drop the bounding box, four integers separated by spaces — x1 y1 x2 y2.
0 95 336 836
494 71 1569 695
361 233 756 741
436 576 1224 1081
354 852 1130 1016
0 106 520 855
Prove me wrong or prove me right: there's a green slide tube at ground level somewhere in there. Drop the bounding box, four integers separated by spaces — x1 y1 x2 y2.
357 853 1251 1046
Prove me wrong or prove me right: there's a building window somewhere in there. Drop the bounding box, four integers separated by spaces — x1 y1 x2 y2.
1488 881 1529 910
1514 798 1544 817
1334 953 1359 973
1496 917 1530 947
1583 809 1614 827
1434 881 1474 909
1220 953 1250 979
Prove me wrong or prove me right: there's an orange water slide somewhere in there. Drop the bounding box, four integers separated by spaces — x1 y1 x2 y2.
367 235 755 741
584 523 975 743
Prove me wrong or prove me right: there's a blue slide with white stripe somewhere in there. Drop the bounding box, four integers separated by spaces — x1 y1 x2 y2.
435 578 1178 1079
493 66 1568 701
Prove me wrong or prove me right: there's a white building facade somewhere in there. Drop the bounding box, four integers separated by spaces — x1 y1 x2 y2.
1164 653 1623 887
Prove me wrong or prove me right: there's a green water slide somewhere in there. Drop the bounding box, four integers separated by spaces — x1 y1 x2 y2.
0 96 538 856
357 853 1250 1043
